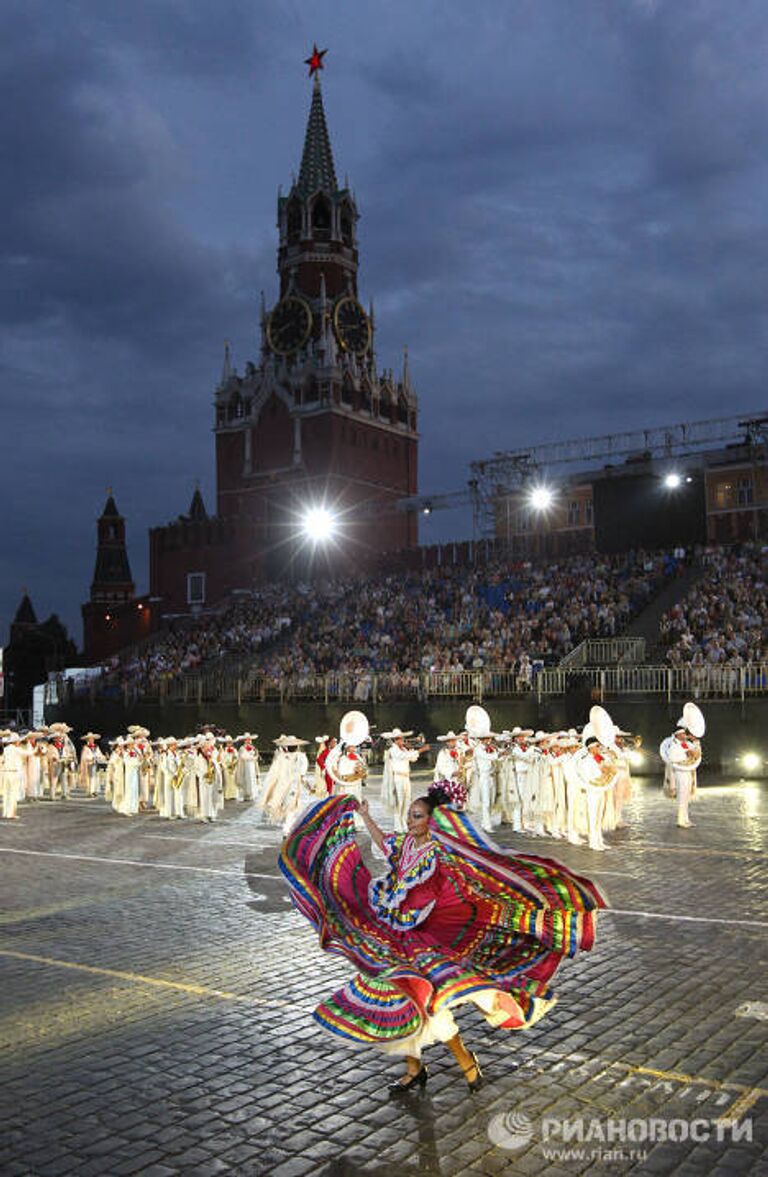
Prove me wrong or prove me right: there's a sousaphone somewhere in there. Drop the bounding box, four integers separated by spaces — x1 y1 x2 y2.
465 704 492 739
339 710 370 747
678 701 705 739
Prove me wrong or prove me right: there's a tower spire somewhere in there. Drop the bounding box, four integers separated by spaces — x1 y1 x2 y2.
220 340 232 385
296 67 337 196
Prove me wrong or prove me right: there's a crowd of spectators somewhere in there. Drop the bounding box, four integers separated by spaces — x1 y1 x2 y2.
101 549 678 694
659 545 767 690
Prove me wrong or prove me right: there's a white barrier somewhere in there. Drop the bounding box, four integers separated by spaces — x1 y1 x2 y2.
49 662 768 706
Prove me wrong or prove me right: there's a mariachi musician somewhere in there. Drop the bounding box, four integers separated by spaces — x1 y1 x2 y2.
496 731 522 831
660 702 705 829
433 730 462 784
326 713 369 828
236 733 261 803
572 707 621 852
385 728 430 833
314 734 337 798
464 706 498 833
79 732 106 797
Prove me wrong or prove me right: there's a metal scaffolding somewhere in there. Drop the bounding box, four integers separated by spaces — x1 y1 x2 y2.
467 411 768 537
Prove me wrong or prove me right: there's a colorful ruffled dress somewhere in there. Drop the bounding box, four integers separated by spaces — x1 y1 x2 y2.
279 795 606 1053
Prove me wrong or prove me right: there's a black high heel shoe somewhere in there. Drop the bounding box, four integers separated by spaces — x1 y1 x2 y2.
462 1052 484 1093
388 1065 428 1096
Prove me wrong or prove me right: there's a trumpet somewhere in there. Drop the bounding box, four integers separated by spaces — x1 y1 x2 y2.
616 732 643 749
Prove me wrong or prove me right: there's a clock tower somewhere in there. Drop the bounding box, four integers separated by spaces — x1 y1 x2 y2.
214 57 418 578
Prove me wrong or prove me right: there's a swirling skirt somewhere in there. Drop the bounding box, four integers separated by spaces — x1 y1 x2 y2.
279 796 606 1048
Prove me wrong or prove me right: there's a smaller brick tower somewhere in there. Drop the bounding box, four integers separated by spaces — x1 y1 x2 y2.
82 493 153 661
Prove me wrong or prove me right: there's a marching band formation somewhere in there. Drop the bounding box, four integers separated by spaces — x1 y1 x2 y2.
1 702 707 838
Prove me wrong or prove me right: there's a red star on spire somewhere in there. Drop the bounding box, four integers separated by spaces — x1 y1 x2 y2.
305 44 327 77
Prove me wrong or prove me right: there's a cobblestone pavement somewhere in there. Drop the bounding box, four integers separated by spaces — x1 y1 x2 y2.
1 773 766 1176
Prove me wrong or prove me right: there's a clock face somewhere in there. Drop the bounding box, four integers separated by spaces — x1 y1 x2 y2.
267 297 312 355
333 297 371 356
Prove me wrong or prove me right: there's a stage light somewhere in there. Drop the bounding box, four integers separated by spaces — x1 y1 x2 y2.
529 485 554 511
664 472 682 489
422 502 432 516
629 749 644 769
742 752 762 773
301 506 337 542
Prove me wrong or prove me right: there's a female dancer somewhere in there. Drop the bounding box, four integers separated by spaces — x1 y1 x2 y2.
280 780 606 1094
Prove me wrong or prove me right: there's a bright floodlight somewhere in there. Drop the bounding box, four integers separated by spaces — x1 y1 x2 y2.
742 752 762 772
629 749 644 769
302 507 337 542
664 472 682 489
529 486 555 511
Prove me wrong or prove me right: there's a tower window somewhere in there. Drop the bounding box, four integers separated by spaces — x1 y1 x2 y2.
312 196 331 241
286 198 302 244
187 572 206 606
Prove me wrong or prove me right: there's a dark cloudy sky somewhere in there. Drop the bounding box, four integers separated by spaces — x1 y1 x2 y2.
3 0 767 647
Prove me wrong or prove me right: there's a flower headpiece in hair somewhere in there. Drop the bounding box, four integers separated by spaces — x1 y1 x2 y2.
428 778 468 811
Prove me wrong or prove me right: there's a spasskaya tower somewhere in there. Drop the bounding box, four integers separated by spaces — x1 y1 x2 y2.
212 51 418 578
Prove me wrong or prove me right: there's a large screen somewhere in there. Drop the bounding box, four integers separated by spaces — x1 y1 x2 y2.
593 469 706 553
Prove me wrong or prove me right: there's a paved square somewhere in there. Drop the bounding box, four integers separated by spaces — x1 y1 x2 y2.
1 774 766 1175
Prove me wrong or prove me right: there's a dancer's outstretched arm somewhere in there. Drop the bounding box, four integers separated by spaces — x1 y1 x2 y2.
358 799 387 852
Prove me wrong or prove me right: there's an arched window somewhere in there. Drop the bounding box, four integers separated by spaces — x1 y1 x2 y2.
341 376 354 406
379 381 390 415
305 377 319 403
397 397 409 425
286 198 302 244
312 196 331 241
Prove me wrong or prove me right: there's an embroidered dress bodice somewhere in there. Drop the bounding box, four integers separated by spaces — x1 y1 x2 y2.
368 834 439 931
